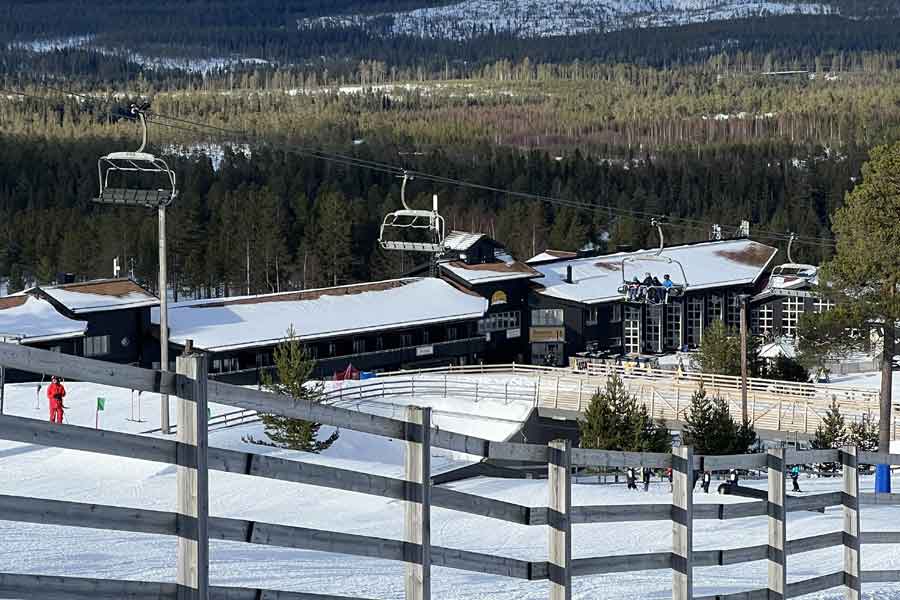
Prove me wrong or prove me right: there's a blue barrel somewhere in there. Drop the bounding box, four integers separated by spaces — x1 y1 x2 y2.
360 371 376 380
876 464 892 494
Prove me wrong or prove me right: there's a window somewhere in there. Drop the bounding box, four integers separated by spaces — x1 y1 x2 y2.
401 333 413 347
376 337 385 351
306 345 318 360
256 352 273 368
665 301 682 350
478 310 521 333
726 295 742 329
706 294 723 324
610 304 622 323
532 308 564 327
751 304 773 336
422 330 430 345
586 307 599 326
328 342 337 357
624 305 641 354
645 305 662 353
814 297 836 313
783 297 804 338
84 335 110 357
353 338 366 354
211 357 239 373
686 297 703 346
532 342 563 366
447 326 458 341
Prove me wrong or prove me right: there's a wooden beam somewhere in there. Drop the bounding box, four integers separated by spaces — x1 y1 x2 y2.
786 491 843 512
0 572 177 600
571 551 672 576
0 413 177 464
842 447 861 600
861 531 900 544
767 448 786 600
176 352 209 600
697 453 767 471
0 342 179 396
570 503 671 524
671 446 693 600
404 406 431 600
784 572 844 598
548 439 572 600
693 589 768 600
860 570 900 583
570 448 671 469
785 531 843 556
0 494 177 536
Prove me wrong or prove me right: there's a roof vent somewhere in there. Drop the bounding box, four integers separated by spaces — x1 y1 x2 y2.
565 265 574 284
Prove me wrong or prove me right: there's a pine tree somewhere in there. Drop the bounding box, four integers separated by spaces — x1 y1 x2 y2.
246 327 339 453
312 188 353 288
682 384 756 455
579 374 670 453
848 412 879 453
812 399 846 449
692 321 762 377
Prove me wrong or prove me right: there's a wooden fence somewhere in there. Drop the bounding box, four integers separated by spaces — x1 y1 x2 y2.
1 342 900 600
370 361 886 438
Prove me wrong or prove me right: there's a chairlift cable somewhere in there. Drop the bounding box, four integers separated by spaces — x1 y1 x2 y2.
2 84 839 250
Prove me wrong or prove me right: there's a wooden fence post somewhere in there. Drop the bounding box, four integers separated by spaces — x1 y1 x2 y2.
842 446 861 600
176 348 209 600
671 445 693 600
767 447 786 600
405 406 431 600
548 439 572 600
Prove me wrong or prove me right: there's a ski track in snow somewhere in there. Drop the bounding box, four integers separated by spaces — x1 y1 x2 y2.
2 379 900 599
301 0 835 40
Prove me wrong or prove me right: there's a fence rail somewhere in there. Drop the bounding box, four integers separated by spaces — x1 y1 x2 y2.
2 343 900 599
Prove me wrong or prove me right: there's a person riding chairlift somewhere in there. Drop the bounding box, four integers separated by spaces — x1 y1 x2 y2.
662 274 674 303
627 276 641 301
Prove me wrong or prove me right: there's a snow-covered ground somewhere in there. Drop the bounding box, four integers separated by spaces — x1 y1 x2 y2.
3 379 900 599
300 0 835 40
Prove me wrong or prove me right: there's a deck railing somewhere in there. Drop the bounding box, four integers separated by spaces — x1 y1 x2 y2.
1 342 899 599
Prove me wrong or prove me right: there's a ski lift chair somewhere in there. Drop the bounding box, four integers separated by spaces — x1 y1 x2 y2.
765 234 818 290
378 172 445 252
94 104 177 208
616 219 689 304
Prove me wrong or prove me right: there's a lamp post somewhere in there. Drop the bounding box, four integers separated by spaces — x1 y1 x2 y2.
738 294 752 423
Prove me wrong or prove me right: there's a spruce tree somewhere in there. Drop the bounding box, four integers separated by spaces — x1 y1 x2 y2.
579 374 670 453
246 327 339 453
683 384 757 455
693 321 761 377
313 188 353 288
812 399 846 449
848 412 879 453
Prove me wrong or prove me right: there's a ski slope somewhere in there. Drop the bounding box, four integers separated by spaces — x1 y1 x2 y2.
301 0 835 40
2 381 900 599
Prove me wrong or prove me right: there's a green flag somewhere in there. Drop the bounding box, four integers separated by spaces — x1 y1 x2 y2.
97 397 106 411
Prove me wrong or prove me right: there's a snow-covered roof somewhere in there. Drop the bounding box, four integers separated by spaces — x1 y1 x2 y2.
533 239 778 305
440 253 542 285
42 279 159 314
155 278 488 352
526 250 578 264
443 231 485 252
0 295 87 343
759 339 797 360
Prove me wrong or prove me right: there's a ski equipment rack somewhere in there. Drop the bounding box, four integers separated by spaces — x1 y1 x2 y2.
618 218 689 305
378 171 446 253
94 103 177 208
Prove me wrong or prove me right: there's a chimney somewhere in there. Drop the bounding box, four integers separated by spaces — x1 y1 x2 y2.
565 265 574 284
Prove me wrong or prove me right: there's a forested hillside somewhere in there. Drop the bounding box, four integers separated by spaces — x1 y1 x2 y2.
1 2 899 297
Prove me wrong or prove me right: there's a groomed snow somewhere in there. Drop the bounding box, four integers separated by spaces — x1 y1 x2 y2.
534 239 777 304
155 278 488 352
3 380 900 598
0 296 86 343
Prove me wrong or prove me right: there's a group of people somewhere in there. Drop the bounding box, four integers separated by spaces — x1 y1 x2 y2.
626 467 656 492
625 273 676 304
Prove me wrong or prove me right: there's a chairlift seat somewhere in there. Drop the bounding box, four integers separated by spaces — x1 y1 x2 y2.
103 151 159 162
96 188 175 207
381 240 445 252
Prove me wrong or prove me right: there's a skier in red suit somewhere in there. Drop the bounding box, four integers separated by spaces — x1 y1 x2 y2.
47 376 66 423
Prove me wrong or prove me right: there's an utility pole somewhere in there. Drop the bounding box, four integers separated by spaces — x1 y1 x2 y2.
739 294 750 423
159 204 170 434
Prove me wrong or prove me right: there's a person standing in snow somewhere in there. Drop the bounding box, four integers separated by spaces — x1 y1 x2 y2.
702 471 712 494
728 469 739 487
790 465 802 492
627 467 637 490
642 467 651 492
47 376 66 424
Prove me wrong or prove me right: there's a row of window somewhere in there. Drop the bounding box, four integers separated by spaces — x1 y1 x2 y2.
478 310 522 333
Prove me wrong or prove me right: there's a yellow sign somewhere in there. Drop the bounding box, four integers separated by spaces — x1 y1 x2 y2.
490 290 508 306
530 327 565 343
